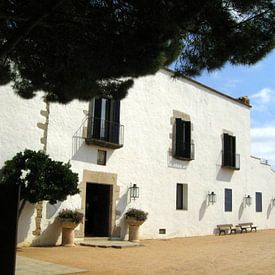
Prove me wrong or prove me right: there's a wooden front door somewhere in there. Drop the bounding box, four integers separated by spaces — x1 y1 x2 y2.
85 183 111 237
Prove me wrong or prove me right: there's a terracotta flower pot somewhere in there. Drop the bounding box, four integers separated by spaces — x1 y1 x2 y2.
61 221 79 247
126 218 145 242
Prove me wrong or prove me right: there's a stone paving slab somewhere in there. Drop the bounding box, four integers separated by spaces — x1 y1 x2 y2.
78 239 141 248
16 255 87 275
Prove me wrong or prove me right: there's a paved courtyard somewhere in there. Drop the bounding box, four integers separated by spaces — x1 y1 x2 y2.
16 256 87 275
17 229 275 274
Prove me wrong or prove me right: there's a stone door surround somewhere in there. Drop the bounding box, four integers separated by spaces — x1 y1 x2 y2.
76 169 120 238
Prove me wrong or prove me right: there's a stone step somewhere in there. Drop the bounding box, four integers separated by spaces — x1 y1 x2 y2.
78 239 141 249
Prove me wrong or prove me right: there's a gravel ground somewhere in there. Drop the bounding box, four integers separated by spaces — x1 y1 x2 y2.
18 229 275 274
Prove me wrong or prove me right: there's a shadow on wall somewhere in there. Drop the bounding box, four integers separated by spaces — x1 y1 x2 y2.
199 199 207 221
17 202 35 244
167 151 188 170
238 201 244 219
72 142 97 164
212 228 219 235
215 151 234 182
32 219 62 247
216 168 234 182
72 142 114 164
267 203 272 219
46 201 62 219
118 217 128 241
114 192 128 240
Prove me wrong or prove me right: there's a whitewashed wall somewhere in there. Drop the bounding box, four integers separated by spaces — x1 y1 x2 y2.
0 86 45 244
1 70 275 245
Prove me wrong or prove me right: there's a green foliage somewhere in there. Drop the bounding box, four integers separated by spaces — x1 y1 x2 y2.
125 208 148 221
0 149 80 204
57 209 84 223
0 1 274 103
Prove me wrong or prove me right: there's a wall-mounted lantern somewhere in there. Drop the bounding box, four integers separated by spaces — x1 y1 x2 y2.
272 198 275 206
129 183 139 201
245 195 252 206
208 191 216 204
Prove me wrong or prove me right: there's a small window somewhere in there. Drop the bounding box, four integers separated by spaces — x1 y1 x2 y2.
256 192 262 212
176 183 188 210
97 150 107 165
159 229 166 234
225 188 232 212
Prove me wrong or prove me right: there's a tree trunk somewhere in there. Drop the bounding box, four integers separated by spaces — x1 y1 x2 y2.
18 199 26 219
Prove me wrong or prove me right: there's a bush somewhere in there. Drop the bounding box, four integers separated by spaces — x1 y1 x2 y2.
0 149 80 217
57 209 84 224
125 208 148 221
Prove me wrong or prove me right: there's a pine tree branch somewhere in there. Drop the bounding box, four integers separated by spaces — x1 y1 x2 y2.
0 0 67 61
235 7 273 29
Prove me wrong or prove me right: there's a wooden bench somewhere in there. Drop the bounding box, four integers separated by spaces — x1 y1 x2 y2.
217 224 237 235
236 222 257 233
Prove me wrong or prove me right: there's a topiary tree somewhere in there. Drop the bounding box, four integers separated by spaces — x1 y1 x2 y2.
0 149 80 217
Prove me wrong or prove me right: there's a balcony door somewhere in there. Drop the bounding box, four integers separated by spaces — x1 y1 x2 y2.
92 98 120 143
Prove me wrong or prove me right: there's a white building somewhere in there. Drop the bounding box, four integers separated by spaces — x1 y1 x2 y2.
1 69 275 246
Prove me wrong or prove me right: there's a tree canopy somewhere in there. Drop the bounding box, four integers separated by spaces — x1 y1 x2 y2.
0 150 79 213
0 0 274 103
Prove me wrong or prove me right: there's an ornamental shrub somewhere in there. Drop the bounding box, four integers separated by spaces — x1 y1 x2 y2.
125 208 148 221
57 209 84 224
0 149 80 216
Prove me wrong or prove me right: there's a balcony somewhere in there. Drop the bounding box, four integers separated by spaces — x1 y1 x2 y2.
85 117 124 149
222 151 240 170
174 141 195 161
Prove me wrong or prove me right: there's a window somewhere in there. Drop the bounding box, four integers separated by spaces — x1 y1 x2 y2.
222 133 240 169
174 118 193 160
256 192 262 212
225 188 232 212
97 150 106 165
176 183 188 210
86 98 123 148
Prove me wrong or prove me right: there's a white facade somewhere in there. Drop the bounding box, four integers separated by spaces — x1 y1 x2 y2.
1 69 275 246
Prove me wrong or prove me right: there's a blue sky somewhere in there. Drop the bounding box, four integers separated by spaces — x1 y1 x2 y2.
195 49 275 167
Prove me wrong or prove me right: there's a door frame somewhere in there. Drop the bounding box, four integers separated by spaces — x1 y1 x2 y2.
76 170 120 239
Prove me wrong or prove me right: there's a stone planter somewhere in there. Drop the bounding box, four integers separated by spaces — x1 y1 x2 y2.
126 218 145 242
61 221 79 247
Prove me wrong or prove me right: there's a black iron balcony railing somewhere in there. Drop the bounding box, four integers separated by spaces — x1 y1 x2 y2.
85 117 124 149
222 151 240 170
174 141 195 161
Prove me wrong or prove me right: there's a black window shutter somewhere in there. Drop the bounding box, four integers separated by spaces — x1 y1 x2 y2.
231 136 236 167
225 189 232 212
224 134 233 166
110 100 120 144
175 118 184 158
256 192 262 212
92 98 102 139
184 121 191 159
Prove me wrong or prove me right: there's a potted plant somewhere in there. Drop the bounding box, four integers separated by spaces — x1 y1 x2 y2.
57 209 84 247
125 208 148 242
